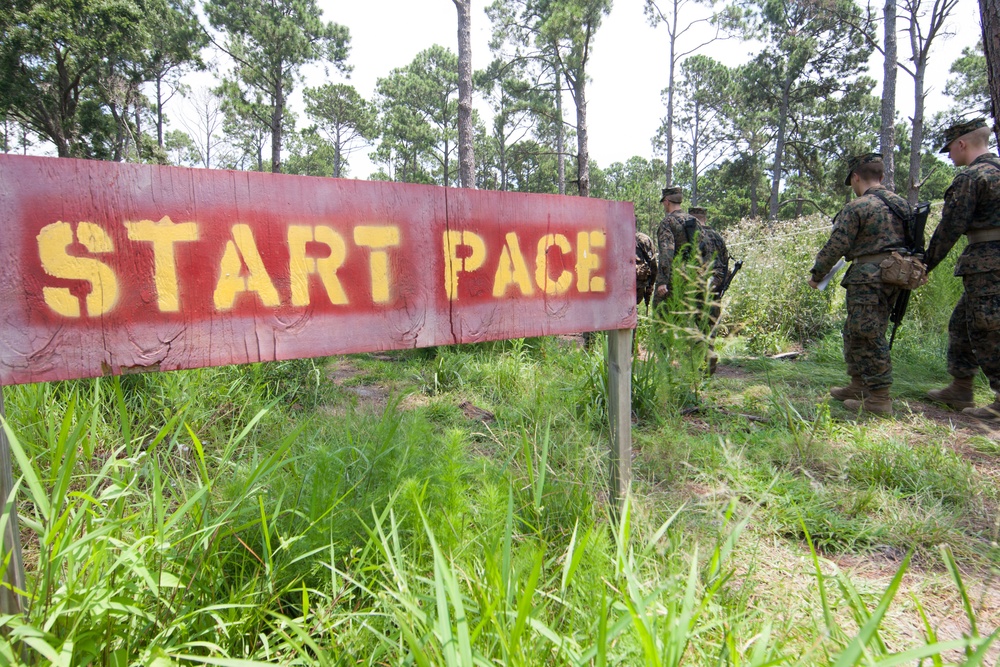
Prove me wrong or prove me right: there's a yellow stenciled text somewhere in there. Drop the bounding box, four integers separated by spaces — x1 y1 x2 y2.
125 216 199 312
34 219 607 317
37 221 119 317
444 229 606 300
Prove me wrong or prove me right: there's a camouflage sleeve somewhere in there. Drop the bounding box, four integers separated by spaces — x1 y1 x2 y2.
641 234 658 275
810 207 859 281
925 174 974 272
655 220 675 293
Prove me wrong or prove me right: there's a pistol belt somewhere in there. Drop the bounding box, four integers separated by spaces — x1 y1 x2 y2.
852 252 893 265
966 228 1000 244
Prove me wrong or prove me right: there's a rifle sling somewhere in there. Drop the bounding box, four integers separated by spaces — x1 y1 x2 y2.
869 190 914 251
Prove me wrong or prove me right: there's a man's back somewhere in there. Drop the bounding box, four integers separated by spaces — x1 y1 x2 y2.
698 226 729 293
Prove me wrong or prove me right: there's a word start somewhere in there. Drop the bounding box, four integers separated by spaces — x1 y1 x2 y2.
35 217 609 317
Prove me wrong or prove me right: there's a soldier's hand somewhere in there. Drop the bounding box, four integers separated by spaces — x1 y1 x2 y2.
808 279 819 290
656 285 668 298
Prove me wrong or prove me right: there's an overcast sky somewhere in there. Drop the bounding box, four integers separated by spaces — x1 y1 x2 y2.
190 0 984 178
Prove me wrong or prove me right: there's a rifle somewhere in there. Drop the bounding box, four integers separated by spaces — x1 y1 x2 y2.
718 259 743 299
888 201 930 348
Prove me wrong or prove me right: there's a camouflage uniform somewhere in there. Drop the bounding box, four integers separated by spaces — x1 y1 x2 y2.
699 226 729 295
810 186 908 390
698 225 729 328
635 232 658 309
924 152 1000 393
652 211 698 310
695 223 729 373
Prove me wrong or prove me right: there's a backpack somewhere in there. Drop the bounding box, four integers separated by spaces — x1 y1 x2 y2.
698 227 729 290
869 190 929 289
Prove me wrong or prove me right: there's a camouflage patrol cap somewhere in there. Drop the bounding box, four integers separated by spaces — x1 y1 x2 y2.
937 118 988 153
688 206 707 222
844 152 883 186
660 186 683 203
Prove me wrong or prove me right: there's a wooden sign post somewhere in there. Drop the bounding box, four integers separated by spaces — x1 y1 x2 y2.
0 391 25 615
0 154 636 615
607 329 632 502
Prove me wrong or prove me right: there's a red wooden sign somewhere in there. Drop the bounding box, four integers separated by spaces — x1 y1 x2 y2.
0 155 636 386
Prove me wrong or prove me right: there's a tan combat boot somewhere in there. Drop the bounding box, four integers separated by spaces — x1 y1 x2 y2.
830 376 867 402
926 376 975 410
844 387 892 415
962 395 1000 422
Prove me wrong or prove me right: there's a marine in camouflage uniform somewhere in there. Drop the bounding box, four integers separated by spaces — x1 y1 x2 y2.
809 153 908 414
924 118 1000 421
690 206 729 300
635 231 658 310
653 188 730 373
652 186 699 310
695 220 729 374
694 221 728 295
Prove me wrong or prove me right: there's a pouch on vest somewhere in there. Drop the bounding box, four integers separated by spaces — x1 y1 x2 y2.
879 252 928 289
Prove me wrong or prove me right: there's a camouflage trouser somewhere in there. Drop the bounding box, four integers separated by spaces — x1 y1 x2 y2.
946 270 1000 393
843 282 898 390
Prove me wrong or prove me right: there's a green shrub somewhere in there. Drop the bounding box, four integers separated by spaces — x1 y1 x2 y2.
722 214 841 353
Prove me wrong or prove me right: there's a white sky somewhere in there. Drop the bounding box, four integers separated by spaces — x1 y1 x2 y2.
180 0 984 177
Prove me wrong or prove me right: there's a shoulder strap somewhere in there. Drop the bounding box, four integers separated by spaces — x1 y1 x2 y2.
870 189 914 249
870 189 912 223
681 217 699 260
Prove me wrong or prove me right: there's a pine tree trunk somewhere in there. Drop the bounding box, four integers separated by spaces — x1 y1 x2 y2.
880 0 897 190
908 54 925 206
665 0 678 186
454 0 475 188
134 99 142 162
768 78 792 220
982 0 1000 147
574 78 589 197
156 77 165 148
334 126 342 178
205 103 212 168
500 134 508 190
556 68 566 195
111 103 124 162
691 99 699 205
272 79 284 173
444 138 450 188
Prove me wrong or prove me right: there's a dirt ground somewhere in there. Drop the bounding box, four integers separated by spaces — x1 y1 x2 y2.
707 360 1000 657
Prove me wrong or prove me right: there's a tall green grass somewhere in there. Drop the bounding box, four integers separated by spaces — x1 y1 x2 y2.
0 360 993 664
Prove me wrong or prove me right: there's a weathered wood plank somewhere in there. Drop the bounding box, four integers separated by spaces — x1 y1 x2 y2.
0 155 637 386
606 328 632 503
0 391 25 616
